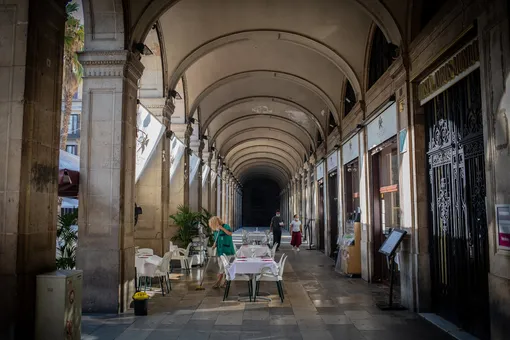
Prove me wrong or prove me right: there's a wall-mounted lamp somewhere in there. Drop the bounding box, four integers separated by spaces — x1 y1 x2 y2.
135 43 153 56
356 124 364 130
202 135 208 140
169 90 182 100
189 117 196 124
334 144 340 150
134 203 143 226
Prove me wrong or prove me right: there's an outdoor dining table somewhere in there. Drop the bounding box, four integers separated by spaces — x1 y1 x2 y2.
135 254 162 282
237 244 271 258
246 231 267 244
228 257 278 301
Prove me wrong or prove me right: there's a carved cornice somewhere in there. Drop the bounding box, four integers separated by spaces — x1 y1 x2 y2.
79 50 144 88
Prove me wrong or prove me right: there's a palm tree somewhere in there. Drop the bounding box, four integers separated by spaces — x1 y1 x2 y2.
60 2 84 150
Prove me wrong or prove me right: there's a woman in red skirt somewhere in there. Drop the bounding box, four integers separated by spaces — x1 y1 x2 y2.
290 214 302 251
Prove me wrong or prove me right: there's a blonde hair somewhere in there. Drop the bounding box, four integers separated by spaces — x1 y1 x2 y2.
208 216 224 230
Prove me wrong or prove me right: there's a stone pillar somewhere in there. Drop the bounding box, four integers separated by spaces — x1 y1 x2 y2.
221 171 227 221
358 129 371 281
195 139 205 212
217 163 223 217
168 124 188 237
134 98 174 256
299 167 307 224
183 123 193 207
0 1 66 337
76 49 144 313
478 1 510 338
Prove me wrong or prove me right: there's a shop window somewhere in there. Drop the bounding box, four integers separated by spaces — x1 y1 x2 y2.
378 146 399 234
344 160 359 219
368 26 397 89
343 81 356 117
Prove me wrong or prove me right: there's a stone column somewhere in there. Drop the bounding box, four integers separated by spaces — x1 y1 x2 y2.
0 1 66 337
134 98 174 256
217 162 223 217
301 168 307 222
221 171 227 221
478 1 510 338
183 123 193 207
196 139 205 212
358 129 371 281
168 124 188 237
76 49 144 313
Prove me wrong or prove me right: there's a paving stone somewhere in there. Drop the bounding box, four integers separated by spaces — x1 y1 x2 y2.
81 242 454 340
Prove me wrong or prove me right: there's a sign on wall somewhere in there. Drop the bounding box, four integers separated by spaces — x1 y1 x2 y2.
418 38 480 105
317 161 325 180
342 134 359 165
135 104 165 183
327 150 338 172
496 205 510 250
367 102 397 150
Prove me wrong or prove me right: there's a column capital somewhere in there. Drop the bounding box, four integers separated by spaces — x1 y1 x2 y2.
79 50 144 87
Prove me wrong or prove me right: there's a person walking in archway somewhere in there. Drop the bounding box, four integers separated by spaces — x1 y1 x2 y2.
290 214 302 252
270 209 284 251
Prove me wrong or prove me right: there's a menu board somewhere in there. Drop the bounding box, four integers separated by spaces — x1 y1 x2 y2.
378 229 407 256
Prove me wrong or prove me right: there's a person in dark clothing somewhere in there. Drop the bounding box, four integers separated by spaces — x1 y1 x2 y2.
270 209 284 251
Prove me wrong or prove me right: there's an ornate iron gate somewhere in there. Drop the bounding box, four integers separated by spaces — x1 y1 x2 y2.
426 69 490 339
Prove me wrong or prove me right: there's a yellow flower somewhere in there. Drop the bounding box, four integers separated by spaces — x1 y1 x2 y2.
133 291 149 300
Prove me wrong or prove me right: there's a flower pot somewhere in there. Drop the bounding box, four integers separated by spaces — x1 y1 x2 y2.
134 298 148 316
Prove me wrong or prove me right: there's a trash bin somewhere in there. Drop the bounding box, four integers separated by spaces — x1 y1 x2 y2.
133 292 149 316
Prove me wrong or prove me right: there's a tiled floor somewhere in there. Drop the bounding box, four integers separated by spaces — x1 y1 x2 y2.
82 239 453 340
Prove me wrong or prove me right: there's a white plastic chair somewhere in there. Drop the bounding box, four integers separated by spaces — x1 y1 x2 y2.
153 252 172 295
220 255 252 301
137 248 154 256
175 243 192 273
271 243 279 259
255 254 287 302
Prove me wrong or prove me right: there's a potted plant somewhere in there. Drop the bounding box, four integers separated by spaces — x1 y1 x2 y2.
169 205 201 248
132 291 149 316
56 210 78 270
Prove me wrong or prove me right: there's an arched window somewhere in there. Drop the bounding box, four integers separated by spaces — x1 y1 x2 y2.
328 112 337 135
368 26 397 89
343 80 356 117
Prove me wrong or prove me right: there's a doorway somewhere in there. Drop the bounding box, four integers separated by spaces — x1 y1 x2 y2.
371 140 399 284
328 170 338 259
318 179 325 252
426 69 490 339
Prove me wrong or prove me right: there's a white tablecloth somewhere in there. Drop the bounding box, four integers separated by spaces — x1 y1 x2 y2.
135 255 162 277
228 258 277 280
247 232 267 243
237 245 270 258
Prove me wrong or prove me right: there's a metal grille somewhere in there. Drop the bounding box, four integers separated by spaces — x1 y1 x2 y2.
426 69 490 339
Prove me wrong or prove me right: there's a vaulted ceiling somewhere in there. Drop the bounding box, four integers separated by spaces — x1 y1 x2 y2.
133 0 403 189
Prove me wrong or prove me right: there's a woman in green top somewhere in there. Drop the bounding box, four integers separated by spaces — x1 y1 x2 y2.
209 216 236 288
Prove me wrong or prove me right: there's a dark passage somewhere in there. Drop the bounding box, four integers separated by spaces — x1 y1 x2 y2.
242 178 280 227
